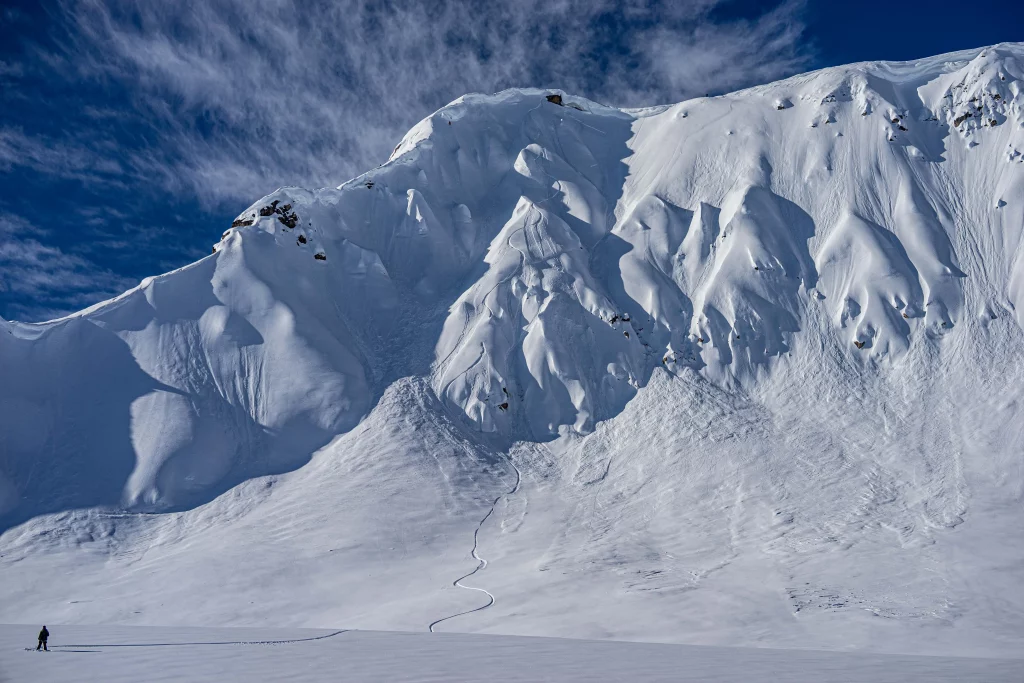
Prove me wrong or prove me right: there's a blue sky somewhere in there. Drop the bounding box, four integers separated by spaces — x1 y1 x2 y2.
0 0 1021 321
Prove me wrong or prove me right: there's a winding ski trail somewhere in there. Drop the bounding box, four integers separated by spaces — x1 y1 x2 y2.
429 455 522 633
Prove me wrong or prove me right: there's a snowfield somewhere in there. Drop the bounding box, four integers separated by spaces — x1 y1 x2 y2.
3 42 1024 672
0 625 1019 683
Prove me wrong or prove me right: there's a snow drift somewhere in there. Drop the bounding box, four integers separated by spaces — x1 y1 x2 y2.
2 44 1024 657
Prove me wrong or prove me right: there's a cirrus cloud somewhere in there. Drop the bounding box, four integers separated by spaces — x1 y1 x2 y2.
37 0 812 204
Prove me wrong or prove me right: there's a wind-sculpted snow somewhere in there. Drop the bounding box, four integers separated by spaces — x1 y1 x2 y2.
3 44 1024 657
816 212 923 354
1 232 376 520
435 196 645 437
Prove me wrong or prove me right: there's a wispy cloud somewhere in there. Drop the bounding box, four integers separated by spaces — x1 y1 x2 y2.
0 128 127 186
641 2 811 99
0 213 137 321
23 0 812 206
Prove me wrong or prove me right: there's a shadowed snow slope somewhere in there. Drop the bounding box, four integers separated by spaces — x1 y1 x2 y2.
2 44 1024 658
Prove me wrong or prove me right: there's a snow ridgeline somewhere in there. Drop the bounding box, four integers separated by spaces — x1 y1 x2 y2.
1 43 1024 520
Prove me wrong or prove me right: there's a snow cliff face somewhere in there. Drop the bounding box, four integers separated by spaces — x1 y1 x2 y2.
232 44 1019 441
2 44 1024 655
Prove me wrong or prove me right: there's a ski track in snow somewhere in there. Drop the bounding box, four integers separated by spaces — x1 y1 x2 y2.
429 456 522 633
27 630 349 652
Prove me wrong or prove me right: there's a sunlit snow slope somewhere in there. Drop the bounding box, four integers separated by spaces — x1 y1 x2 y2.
2 44 1024 657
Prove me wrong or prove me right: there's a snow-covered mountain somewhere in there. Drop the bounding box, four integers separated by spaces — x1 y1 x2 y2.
2 44 1024 657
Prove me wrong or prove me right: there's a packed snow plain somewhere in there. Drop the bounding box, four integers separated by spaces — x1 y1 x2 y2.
3 43 1024 679
2 625 1019 683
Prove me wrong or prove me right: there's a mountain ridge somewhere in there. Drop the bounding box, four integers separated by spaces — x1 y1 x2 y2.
2 43 1023 656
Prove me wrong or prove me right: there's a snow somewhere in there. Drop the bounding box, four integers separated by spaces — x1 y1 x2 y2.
1 624 1019 683
3 42 1024 664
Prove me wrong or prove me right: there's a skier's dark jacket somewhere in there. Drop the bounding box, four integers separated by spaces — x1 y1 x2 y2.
38 627 48 641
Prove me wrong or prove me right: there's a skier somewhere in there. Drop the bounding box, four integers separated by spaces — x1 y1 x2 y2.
36 625 49 651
